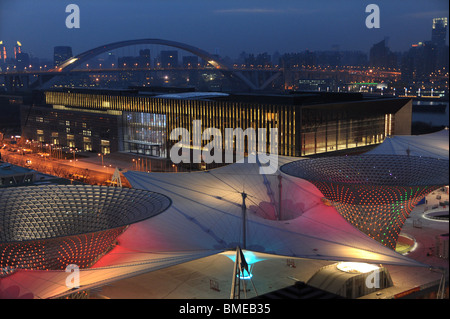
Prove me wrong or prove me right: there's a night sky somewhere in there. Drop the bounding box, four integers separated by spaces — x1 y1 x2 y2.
0 0 448 60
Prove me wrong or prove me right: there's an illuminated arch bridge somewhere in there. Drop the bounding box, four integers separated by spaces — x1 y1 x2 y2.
281 155 449 249
32 38 278 90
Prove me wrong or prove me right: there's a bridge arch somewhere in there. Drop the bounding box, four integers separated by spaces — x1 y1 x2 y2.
39 38 259 90
56 38 231 72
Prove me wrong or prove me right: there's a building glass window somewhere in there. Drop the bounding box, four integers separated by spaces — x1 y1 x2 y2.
101 140 110 154
83 137 92 151
301 109 386 156
123 112 166 157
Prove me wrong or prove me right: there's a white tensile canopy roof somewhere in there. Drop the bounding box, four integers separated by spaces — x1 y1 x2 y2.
0 156 426 299
366 129 449 160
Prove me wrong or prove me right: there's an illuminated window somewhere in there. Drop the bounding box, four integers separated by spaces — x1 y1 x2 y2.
83 137 92 151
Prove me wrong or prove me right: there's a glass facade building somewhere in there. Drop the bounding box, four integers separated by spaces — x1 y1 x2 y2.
24 88 412 159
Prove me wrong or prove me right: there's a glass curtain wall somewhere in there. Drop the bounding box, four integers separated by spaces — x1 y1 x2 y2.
123 112 167 157
301 108 388 156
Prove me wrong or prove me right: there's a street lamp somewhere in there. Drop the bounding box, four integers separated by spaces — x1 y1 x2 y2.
98 153 104 167
71 148 76 162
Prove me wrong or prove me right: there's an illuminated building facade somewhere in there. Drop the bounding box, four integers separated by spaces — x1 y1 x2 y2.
0 185 171 272
0 41 6 65
281 155 449 249
21 88 412 158
432 17 448 47
13 41 21 60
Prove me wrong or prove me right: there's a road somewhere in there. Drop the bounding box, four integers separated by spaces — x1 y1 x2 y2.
0 148 128 186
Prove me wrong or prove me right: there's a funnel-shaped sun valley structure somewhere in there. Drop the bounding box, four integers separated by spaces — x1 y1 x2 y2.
281 155 449 249
0 185 171 271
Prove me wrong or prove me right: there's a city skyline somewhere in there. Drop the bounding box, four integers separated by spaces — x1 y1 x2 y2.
0 0 448 60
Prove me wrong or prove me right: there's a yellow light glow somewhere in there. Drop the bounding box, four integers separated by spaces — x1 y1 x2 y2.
337 262 379 274
17 41 22 46
208 60 219 68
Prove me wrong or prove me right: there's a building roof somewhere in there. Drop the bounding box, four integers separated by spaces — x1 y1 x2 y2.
45 87 410 109
0 156 426 299
0 162 35 177
365 129 449 160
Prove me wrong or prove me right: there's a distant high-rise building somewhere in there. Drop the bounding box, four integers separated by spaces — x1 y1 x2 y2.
53 46 73 67
401 41 437 83
431 18 449 70
400 50 415 84
279 51 317 68
369 38 397 69
316 51 341 67
0 41 6 64
117 56 136 68
138 49 151 68
105 52 116 68
14 41 22 60
16 52 30 70
182 56 198 68
340 51 368 67
117 49 151 69
271 51 281 67
431 17 448 47
160 50 178 68
255 52 272 67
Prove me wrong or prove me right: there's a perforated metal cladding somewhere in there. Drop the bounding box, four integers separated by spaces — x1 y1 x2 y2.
281 155 449 249
322 184 440 249
281 155 449 186
0 185 171 270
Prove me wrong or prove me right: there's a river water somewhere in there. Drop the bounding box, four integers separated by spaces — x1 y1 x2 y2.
412 100 449 127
